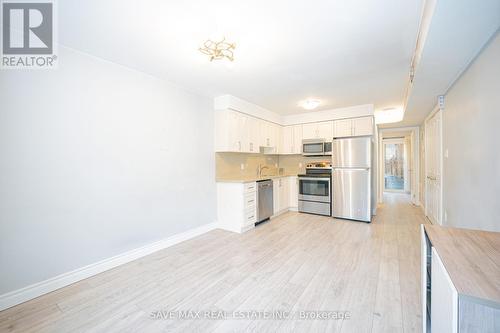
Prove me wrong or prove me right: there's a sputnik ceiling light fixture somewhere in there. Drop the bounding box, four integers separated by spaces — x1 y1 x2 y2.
199 37 236 62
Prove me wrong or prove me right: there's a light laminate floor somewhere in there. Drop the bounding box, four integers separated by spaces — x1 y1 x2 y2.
0 193 428 332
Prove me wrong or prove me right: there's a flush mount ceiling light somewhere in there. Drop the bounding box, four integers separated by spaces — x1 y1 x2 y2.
299 99 321 110
198 37 236 62
374 107 404 124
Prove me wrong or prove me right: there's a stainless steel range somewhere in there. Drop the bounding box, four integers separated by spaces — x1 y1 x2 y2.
298 162 332 216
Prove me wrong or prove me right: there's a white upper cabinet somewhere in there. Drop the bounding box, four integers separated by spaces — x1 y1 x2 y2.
333 118 353 138
281 126 294 154
302 121 333 140
293 125 303 154
333 117 373 138
281 125 303 155
259 121 279 149
302 123 317 140
274 124 282 153
216 110 373 154
317 121 334 140
215 110 244 152
352 116 373 136
246 116 260 153
215 110 261 153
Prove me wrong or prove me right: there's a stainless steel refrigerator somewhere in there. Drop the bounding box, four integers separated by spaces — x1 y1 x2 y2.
332 136 372 222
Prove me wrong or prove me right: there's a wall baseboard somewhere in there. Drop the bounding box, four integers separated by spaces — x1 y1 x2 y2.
0 222 217 311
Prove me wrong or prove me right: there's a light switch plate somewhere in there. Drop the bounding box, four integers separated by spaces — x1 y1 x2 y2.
240 163 245 170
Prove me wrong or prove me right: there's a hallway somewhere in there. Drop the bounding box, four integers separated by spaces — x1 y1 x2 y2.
0 193 429 333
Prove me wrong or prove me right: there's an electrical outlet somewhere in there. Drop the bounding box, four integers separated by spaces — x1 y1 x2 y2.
240 163 245 170
444 149 449 158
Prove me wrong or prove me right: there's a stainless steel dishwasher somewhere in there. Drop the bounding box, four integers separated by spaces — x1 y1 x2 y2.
257 179 273 224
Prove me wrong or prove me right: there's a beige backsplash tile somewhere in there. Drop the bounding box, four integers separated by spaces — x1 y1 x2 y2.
216 153 279 178
216 152 331 178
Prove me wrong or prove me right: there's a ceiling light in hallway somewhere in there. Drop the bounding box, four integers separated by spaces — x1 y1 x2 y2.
374 107 404 124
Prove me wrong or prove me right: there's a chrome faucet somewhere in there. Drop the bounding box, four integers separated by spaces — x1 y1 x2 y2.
258 165 270 177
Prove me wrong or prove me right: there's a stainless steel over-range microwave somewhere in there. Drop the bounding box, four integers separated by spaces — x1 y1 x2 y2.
302 139 332 156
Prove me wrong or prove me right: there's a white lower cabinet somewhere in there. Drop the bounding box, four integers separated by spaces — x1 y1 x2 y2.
288 176 298 210
217 182 257 233
273 179 280 215
431 247 458 333
273 178 288 215
218 177 299 233
422 226 459 333
272 176 298 217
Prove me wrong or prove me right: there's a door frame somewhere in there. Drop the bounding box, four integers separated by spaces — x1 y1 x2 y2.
378 126 420 205
424 105 443 225
382 138 406 193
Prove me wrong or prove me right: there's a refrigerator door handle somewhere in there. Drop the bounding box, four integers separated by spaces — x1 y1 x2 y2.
333 167 370 171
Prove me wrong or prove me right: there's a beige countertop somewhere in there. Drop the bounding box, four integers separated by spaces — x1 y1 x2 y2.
424 224 500 307
216 174 298 183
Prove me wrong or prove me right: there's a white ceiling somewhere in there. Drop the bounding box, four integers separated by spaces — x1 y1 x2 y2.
59 0 422 115
399 0 500 127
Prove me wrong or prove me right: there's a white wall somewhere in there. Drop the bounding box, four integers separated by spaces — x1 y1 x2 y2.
442 32 500 232
0 47 216 295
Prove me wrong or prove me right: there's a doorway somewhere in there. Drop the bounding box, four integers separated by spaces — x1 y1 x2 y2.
377 127 420 206
383 138 406 192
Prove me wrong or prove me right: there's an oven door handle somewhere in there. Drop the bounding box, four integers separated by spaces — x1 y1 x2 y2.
299 177 331 182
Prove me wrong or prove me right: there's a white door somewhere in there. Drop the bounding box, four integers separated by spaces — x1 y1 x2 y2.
333 119 352 138
425 109 442 225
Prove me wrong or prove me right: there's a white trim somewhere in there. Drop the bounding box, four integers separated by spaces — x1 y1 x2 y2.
0 222 217 311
